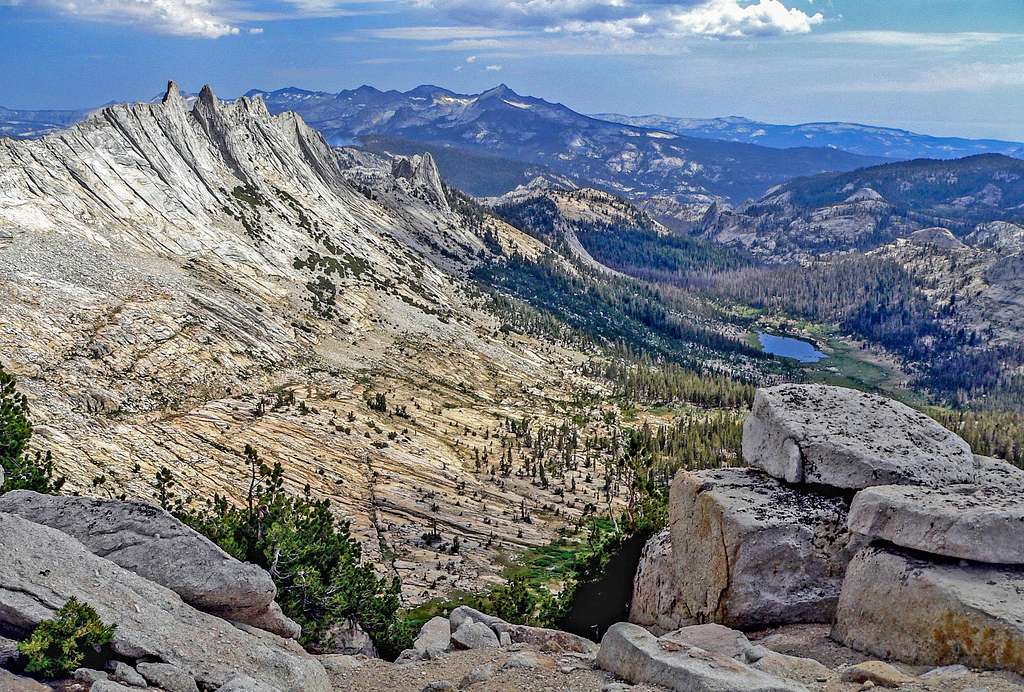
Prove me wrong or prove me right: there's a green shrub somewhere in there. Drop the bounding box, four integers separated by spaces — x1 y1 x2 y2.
0 367 63 495
160 446 412 659
18 597 115 678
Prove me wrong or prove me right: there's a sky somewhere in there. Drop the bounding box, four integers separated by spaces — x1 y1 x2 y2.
1 0 1023 140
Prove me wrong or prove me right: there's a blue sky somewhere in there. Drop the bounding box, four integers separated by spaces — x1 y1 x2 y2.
2 0 1023 139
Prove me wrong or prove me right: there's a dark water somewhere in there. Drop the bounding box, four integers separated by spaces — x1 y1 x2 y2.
758 332 827 363
556 533 648 642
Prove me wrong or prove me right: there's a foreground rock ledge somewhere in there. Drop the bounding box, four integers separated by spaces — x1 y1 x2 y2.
832 543 1024 673
848 482 1024 564
742 384 975 488
669 467 855 629
0 491 299 638
0 512 329 692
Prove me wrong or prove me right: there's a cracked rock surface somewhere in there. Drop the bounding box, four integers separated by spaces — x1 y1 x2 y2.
742 384 975 489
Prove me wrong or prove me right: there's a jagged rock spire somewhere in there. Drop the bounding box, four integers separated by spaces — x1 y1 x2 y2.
162 81 186 110
197 84 218 111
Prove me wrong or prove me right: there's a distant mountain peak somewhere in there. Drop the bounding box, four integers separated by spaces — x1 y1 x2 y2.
478 84 518 100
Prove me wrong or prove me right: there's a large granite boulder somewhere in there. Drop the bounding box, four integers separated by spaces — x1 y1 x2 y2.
832 543 1024 673
413 616 451 658
596 622 804 692
669 467 856 629
629 529 695 634
848 483 1024 564
742 384 975 489
0 491 299 639
0 512 329 692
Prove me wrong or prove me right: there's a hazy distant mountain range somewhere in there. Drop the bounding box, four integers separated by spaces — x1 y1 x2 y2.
0 105 94 139
594 113 1024 161
4 83 1022 218
247 84 883 209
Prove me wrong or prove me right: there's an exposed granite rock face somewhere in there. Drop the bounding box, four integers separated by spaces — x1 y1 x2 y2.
596 622 804 692
848 483 1024 563
742 384 975 488
0 491 298 638
0 80 605 606
629 529 694 634
0 512 329 692
391 153 449 210
669 467 855 629
413 616 451 658
832 543 1024 673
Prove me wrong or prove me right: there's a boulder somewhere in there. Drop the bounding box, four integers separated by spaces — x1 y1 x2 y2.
0 669 50 692
451 620 499 649
110 661 147 687
742 384 975 488
839 661 915 688
413 616 451 658
74 669 109 683
91 682 136 692
976 454 1024 490
848 483 1024 563
215 675 279 692
0 491 298 639
629 529 694 634
661 624 751 659
136 662 199 692
394 648 423 664
596 622 805 692
668 467 856 629
449 606 504 632
499 624 595 654
0 512 329 692
449 606 594 653
832 543 1024 673
324 618 378 657
745 649 831 687
0 634 19 667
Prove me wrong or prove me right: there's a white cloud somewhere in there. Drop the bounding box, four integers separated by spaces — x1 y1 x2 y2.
666 0 822 38
30 0 241 37
411 0 822 40
279 0 396 18
365 25 525 40
465 54 478 62
485 63 503 70
248 26 263 33
822 31 1022 50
